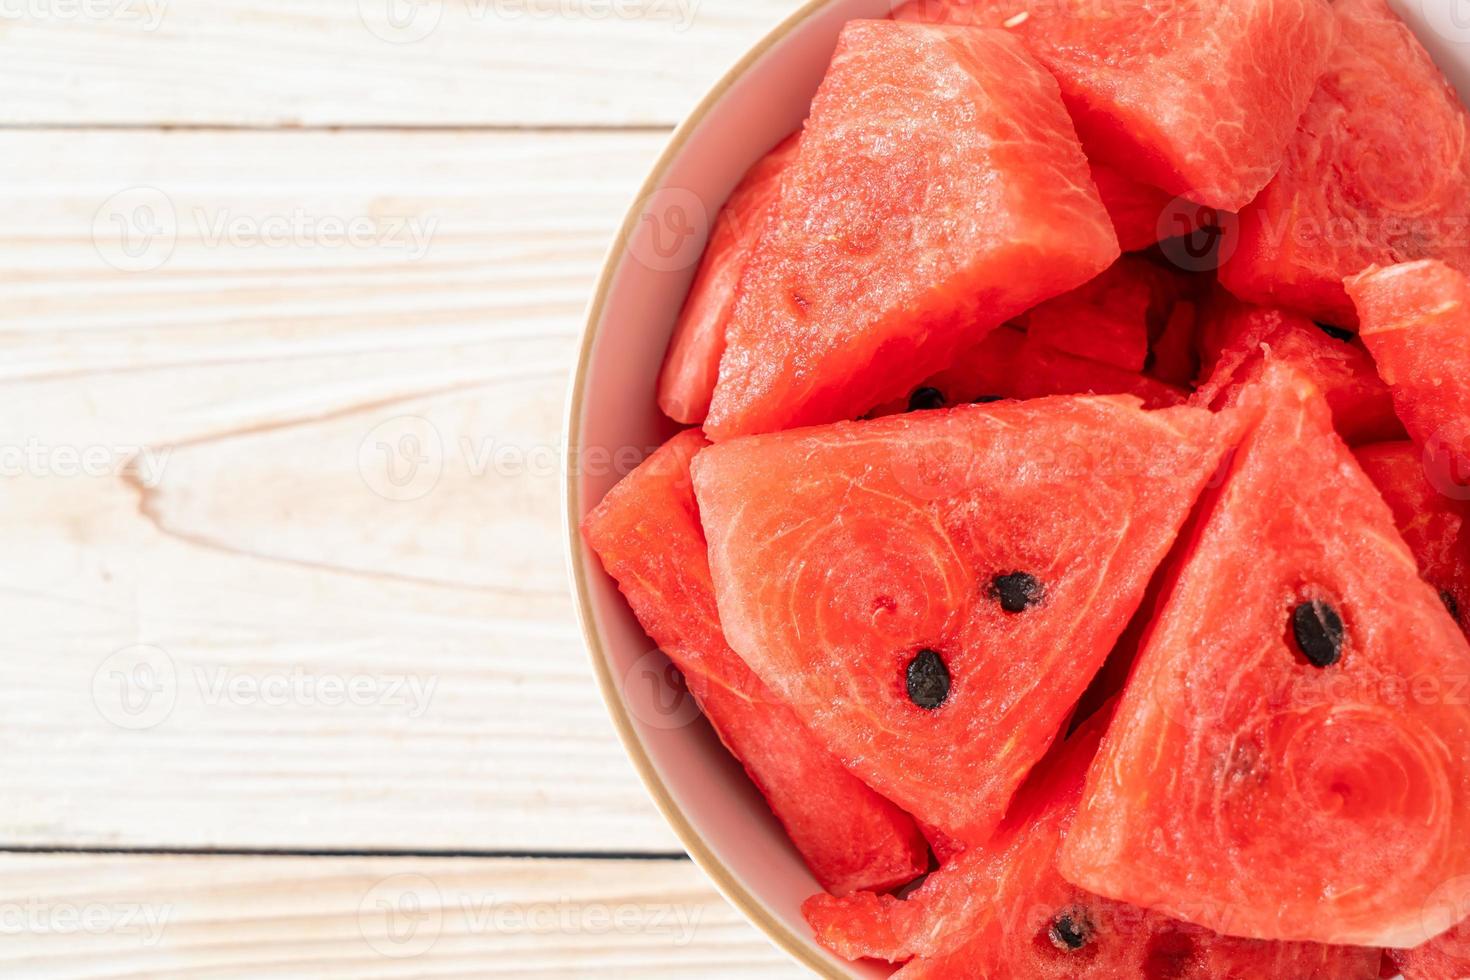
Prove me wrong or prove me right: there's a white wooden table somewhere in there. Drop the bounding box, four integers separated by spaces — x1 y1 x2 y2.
0 2 810 974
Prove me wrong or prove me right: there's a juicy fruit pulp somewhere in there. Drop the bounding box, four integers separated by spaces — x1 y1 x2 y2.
1349 260 1470 501
581 431 928 895
657 134 799 425
1061 363 1470 947
1356 442 1470 636
892 326 1187 413
692 397 1226 841
1021 256 1179 373
1091 162 1207 252
895 0 1338 211
1220 0 1470 327
804 711 1382 979
1193 292 1403 446
703 19 1118 441
1392 921 1470 980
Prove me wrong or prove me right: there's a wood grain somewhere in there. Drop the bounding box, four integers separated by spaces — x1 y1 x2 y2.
0 0 806 128
0 129 693 852
0 853 805 977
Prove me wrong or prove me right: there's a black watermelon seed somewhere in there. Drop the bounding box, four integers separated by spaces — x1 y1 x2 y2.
909 387 946 412
906 649 951 710
1443 590 1461 621
1048 909 1095 952
1315 321 1355 342
1292 599 1345 668
973 394 1004 404
991 572 1045 614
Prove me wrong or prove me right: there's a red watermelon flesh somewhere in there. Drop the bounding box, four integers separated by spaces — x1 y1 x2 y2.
1349 260 1470 502
1356 442 1470 636
1060 361 1470 947
804 708 1381 979
1150 300 1201 389
703 20 1118 441
1194 293 1403 446
894 0 1338 211
657 134 799 425
1392 921 1470 980
692 397 1226 842
1021 256 1178 373
1091 161 1208 252
581 430 929 895
1219 0 1470 328
877 326 1187 415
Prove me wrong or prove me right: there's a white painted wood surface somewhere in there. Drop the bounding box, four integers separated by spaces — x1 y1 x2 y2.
0 0 812 974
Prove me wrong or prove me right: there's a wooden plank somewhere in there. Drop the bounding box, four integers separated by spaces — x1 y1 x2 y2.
0 854 805 977
0 129 691 851
0 0 805 128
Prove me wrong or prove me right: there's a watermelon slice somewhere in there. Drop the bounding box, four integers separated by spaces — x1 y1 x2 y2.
703 19 1119 441
1392 922 1470 980
657 134 799 425
1020 256 1178 373
894 0 1338 211
1194 292 1403 446
880 326 1187 414
1349 260 1470 501
1150 300 1200 389
691 398 1226 841
1219 0 1470 327
1060 362 1470 947
1356 442 1470 634
1091 161 1207 253
581 430 928 895
804 709 1382 978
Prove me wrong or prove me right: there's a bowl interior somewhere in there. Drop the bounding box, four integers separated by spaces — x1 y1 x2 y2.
567 1 1470 974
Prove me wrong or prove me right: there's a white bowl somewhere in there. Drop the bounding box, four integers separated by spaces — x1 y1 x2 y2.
564 2 1470 974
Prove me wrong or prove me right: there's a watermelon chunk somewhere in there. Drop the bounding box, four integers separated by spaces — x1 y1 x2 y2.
894 0 1338 210
1061 362 1470 947
1020 256 1178 373
1392 922 1470 980
1219 0 1470 327
1091 161 1208 253
1356 442 1470 634
885 326 1187 414
1150 300 1201 388
1349 260 1470 500
581 430 928 895
704 19 1119 441
657 134 799 425
804 710 1382 978
692 398 1226 841
1194 292 1403 446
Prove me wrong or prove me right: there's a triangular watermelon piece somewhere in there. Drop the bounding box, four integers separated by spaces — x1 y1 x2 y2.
804 709 1382 978
1060 362 1470 947
1194 291 1404 445
703 19 1118 441
1349 260 1470 499
582 430 929 895
692 398 1227 841
1356 442 1470 636
656 133 800 425
874 326 1187 416
894 0 1338 210
1220 0 1470 327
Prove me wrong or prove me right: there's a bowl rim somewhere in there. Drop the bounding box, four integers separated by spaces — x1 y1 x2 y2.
562 1 855 975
